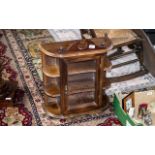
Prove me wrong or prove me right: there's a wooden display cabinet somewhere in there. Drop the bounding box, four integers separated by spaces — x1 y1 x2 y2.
40 37 112 117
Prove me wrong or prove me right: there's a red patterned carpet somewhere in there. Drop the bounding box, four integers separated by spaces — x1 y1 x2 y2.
0 33 33 126
0 30 120 126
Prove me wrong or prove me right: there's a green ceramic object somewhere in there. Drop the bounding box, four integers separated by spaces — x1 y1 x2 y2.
113 94 143 126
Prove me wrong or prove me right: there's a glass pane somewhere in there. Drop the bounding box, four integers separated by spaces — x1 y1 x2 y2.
67 92 97 112
42 54 59 77
44 95 61 115
43 75 60 97
65 60 97 111
67 60 96 94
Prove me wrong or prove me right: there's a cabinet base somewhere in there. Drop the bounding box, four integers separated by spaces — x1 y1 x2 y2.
42 102 110 119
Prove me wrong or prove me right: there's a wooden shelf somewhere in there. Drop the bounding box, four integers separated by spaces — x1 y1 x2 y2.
43 61 96 78
68 80 95 95
44 84 60 97
67 92 95 105
43 92 98 116
68 61 96 75
43 101 99 116
43 91 109 116
44 79 95 97
43 65 60 78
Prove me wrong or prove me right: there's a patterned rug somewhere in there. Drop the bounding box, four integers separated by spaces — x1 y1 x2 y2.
1 29 118 126
0 33 33 126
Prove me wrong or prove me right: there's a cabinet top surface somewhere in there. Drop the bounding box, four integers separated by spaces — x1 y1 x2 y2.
40 37 112 58
40 29 140 58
